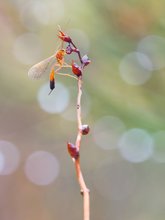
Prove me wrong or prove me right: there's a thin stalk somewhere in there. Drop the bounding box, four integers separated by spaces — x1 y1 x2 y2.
74 76 90 220
56 72 78 80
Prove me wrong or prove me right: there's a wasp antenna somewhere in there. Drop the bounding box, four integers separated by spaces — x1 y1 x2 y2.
58 24 62 31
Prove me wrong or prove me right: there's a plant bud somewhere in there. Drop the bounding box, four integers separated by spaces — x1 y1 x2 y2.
80 124 90 135
67 142 79 160
82 55 91 66
66 45 73 54
72 61 82 77
58 31 72 43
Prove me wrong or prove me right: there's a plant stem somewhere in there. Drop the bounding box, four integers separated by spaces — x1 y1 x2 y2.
76 76 83 149
74 76 90 220
56 72 78 80
75 159 90 220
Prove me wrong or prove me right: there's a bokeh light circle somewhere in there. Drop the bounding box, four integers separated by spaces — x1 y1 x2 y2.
119 52 152 85
92 161 136 201
20 1 50 29
152 131 165 163
138 35 165 70
0 152 5 173
37 82 69 114
0 140 20 175
19 0 64 30
13 33 42 65
25 151 59 186
93 116 126 150
118 128 153 163
44 0 65 25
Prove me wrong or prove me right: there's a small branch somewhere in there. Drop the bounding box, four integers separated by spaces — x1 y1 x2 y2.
76 50 83 64
56 72 78 80
75 159 90 220
57 29 91 220
76 76 83 149
29 27 91 220
55 63 72 68
70 41 83 64
74 76 90 220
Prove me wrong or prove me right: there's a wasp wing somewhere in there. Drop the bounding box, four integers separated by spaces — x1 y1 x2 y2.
28 55 56 80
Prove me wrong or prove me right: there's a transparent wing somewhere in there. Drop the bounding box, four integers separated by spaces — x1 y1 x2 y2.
28 55 56 80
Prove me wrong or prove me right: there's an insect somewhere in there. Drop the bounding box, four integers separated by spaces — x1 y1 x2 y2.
28 45 67 94
28 26 87 94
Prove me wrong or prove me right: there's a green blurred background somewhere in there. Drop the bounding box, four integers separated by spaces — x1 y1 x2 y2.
1 0 165 219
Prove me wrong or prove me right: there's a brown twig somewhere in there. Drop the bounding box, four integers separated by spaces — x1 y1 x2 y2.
56 72 78 80
57 28 90 219
74 76 90 220
28 27 91 220
75 159 90 220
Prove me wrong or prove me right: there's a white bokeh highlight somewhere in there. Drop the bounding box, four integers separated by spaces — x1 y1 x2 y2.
93 116 126 150
138 35 165 70
92 161 136 201
152 131 165 163
118 128 153 163
37 82 69 114
0 140 20 175
13 33 42 65
20 1 49 29
119 52 153 85
25 151 59 186
0 152 5 173
19 0 65 30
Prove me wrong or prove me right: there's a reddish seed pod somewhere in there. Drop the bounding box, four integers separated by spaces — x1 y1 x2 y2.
80 124 90 135
67 142 79 160
72 61 82 77
58 31 72 43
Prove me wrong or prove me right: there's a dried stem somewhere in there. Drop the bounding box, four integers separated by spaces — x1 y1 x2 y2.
75 159 90 220
76 76 83 150
56 28 90 220
73 76 90 220
56 72 78 80
28 27 91 220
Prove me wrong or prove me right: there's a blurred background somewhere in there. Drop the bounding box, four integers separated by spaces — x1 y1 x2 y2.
1 0 165 219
